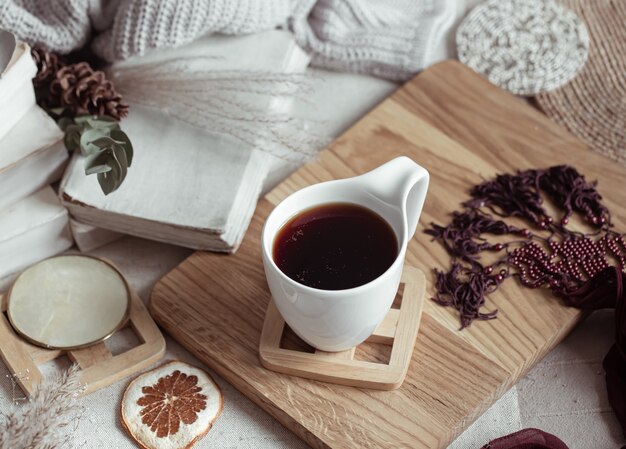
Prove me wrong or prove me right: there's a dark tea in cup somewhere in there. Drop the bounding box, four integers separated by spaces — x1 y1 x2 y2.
272 202 398 290
262 157 429 351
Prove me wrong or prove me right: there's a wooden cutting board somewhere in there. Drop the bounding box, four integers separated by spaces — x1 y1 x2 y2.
150 61 626 448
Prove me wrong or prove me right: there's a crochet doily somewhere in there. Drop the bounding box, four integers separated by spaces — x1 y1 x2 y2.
456 0 589 96
535 0 626 166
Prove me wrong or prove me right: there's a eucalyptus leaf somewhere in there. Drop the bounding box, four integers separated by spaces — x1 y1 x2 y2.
110 129 133 166
94 115 116 123
84 148 111 172
85 164 112 175
60 114 133 195
74 115 96 124
97 155 123 195
80 129 106 156
57 117 74 132
89 136 120 149
97 171 119 195
64 124 82 152
110 145 128 182
112 144 128 171
86 116 119 130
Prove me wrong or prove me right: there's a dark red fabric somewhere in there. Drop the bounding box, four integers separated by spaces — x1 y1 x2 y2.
561 267 626 436
483 269 626 449
480 428 568 449
425 165 626 439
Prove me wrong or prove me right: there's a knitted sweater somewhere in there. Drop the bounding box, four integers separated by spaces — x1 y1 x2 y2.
0 0 457 81
1 0 292 59
291 0 456 81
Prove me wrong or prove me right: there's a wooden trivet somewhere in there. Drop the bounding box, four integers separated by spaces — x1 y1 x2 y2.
0 288 165 396
259 266 425 390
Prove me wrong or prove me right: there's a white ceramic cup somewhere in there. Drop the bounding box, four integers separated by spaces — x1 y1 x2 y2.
262 157 429 352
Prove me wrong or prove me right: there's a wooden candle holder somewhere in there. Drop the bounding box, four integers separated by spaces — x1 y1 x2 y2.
0 288 165 397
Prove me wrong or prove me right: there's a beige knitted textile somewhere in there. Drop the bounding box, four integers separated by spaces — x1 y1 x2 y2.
290 0 456 82
91 0 293 62
0 0 92 54
0 0 460 80
534 0 626 165
0 0 292 61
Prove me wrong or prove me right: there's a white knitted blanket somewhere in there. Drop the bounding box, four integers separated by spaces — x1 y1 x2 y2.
0 0 293 60
291 0 456 81
0 0 457 80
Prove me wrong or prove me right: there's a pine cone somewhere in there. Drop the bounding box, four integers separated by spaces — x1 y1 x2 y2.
31 46 63 87
49 62 129 120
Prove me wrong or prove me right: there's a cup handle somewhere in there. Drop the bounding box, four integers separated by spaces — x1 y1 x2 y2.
356 156 429 240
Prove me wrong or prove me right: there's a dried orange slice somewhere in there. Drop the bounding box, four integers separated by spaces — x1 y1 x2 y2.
121 361 223 449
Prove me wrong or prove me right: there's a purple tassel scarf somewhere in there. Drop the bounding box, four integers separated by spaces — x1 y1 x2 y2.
427 165 626 436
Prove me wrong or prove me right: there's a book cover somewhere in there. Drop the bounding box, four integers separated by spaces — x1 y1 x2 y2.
60 31 309 252
0 41 36 140
0 105 67 210
0 186 73 283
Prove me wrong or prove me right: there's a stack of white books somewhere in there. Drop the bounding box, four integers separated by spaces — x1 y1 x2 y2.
59 31 310 253
0 40 73 283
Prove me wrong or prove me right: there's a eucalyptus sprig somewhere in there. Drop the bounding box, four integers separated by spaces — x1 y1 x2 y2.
59 115 133 195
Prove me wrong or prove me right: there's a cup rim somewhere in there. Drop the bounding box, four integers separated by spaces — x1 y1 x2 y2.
262 189 408 297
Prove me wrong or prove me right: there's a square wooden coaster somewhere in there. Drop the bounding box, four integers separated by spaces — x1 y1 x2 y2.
259 266 425 390
0 288 165 396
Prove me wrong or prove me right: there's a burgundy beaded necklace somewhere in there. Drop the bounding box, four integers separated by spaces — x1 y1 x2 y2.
427 165 626 437
426 165 622 328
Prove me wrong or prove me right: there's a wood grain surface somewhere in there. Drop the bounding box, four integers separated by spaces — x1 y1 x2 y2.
149 61 626 449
